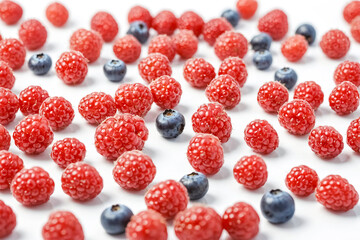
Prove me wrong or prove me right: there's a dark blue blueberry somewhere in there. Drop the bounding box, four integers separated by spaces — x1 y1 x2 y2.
253 50 272 70
127 21 150 44
260 189 295 224
28 53 52 75
101 204 133 235
180 172 209 200
250 33 272 51
274 67 298 90
295 24 316 45
221 9 240 27
156 109 185 139
103 60 127 82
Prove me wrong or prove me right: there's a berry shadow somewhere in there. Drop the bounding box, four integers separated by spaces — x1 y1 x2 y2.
56 122 81 135
229 102 247 112
167 132 192 144
315 106 332 117
265 146 286 159
26 148 52 161
326 153 351 164
23 196 61 211
81 192 111 206
194 193 216 205
209 166 231 180
241 84 255 95
246 182 277 195
298 54 315 64
5 230 22 240
322 206 360 218
174 104 190 114
275 215 304 229
90 56 109 67
295 193 316 202
40 42 56 52
142 146 157 158
222 137 241 153
143 110 158 123
226 233 268 240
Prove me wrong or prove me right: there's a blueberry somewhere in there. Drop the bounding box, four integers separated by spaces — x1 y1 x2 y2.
156 109 185 139
253 50 272 70
250 33 272 51
274 67 298 90
28 53 52 75
295 24 316 45
101 204 133 235
180 172 209 200
103 60 127 82
127 21 150 44
221 9 240 27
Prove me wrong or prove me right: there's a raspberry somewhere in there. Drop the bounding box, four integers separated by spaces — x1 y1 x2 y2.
236 0 258 19
233 155 268 189
113 35 141 64
214 31 248 60
316 175 359 211
78 92 117 125
172 30 198 59
347 117 360 152
334 61 360 86
293 81 324 110
152 10 177 35
0 151 23 189
11 166 55 206
46 2 69 27
218 57 248 87
343 1 360 23
0 61 14 89
285 165 319 197
95 113 149 160
174 205 223 240
148 35 175 62
128 5 152 28
149 75 182 109
51 138 86 169
308 126 344 159
258 9 288 40
138 53 172 83
55 51 88 85
0 87 19 125
222 202 260 240
0 38 26 70
18 19 47 50
205 74 241 109
257 81 289 113
202 18 233 45
192 102 232 143
19 85 49 115
281 35 308 62
61 162 103 201
70 29 103 63
320 29 350 59
0 200 16 238
113 150 156 191
278 99 315 135
177 11 204 37
0 124 10 151
0 0 22 25
91 11 118 42
183 58 216 88
350 16 360 42
39 96 75 131
329 81 360 115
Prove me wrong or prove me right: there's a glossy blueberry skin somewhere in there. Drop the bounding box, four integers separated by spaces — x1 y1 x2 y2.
103 60 127 82
28 53 52 75
156 109 185 139
295 24 316 45
127 21 150 44
101 204 133 235
261 189 295 224
274 67 298 90
180 172 209 200
250 33 272 51
253 50 272 70
221 9 240 27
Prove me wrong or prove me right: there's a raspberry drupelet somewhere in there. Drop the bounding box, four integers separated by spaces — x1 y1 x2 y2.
148 35 175 62
70 29 103 63
329 81 359 115
233 155 268 189
293 81 324 110
18 85 49 115
347 117 360 152
177 11 204 37
152 10 177 35
113 35 142 64
320 29 350 59
214 31 248 60
18 19 47 50
172 30 198 59
51 138 86 169
138 53 172 83
236 0 258 19
218 57 248 87
128 5 152 28
343 1 360 23
0 0 22 25
257 81 289 113
91 11 118 42
334 61 360 86
281 35 308 62
0 38 26 70
285 165 319 197
308 126 344 159
202 18 233 45
55 51 88 85
0 200 16 238
149 75 182 109
46 2 69 27
0 150 24 189
0 61 15 89
0 124 10 151
183 58 216 88
258 9 288 40
0 87 19 125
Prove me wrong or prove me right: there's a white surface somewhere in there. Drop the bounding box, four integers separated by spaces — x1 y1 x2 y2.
1 0 360 239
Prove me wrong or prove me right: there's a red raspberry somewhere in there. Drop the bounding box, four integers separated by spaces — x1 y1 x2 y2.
113 150 156 191
61 162 103 201
187 133 224 175
0 38 26 70
113 35 141 64
0 60 14 89
55 51 88 85
0 0 22 25
293 81 324 110
329 81 360 115
19 19 47 50
0 151 23 189
285 165 319 197
177 11 204 37
128 5 152 28
308 126 344 159
174 205 223 240
70 29 103 63
40 96 75 131
222 202 260 240
347 117 360 152
316 175 359 211
152 10 177 35
350 16 360 42
218 57 248 87
320 29 350 59
257 81 289 113
0 124 10 151
343 1 360 23
0 200 16 238
214 31 248 60
258 9 288 41
278 99 315 135
11 166 54 206
78 91 116 125
138 53 172 83
91 11 118 42
233 155 267 189
19 85 49 115
51 138 86 169
95 113 149 160
46 2 69 27
0 87 19 125
281 35 308 62
202 18 233 45
183 58 216 88
148 35 175 62
334 61 360 86
149 75 182 109
205 74 241 109
236 0 258 19
172 30 198 59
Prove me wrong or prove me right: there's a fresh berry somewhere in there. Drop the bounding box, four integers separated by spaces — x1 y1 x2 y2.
320 29 350 59
0 200 16 238
127 21 149 44
18 19 47 50
274 67 298 90
179 172 209 200
0 61 14 89
46 2 68 27
250 33 272 51
28 53 52 75
172 30 198 59
91 11 118 42
281 35 308 62
257 81 289 113
218 57 248 87
113 150 156 191
156 109 185 139
127 5 152 28
214 31 248 61
202 18 233 45
258 9 288 40
138 53 172 83
70 28 103 63
0 87 19 125
18 85 49 115
236 0 258 19
294 81 324 110
285 165 319 197
347 117 360 152
103 59 126 83
334 61 360 86
152 10 177 35
101 204 133 235
0 38 26 70
113 35 141 64
148 35 175 62
0 0 22 25
0 124 10 151
150 75 182 109
233 155 268 189
0 150 23 189
253 50 272 70
308 126 344 159
261 189 295 224
343 1 360 23
51 138 86 169
295 24 316 45
329 81 360 115
183 58 216 88
221 9 240 27
350 16 360 42
55 51 88 85
177 11 204 37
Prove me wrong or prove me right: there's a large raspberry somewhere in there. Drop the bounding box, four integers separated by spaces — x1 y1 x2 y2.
281 35 308 62
236 0 258 19
138 53 172 83
258 9 288 40
183 58 216 88
0 150 24 189
343 1 360 23
152 10 177 35
91 11 118 42
18 19 47 50
172 30 198 59
218 57 248 87
0 61 14 89
51 138 86 169
308 126 344 159
70 29 103 63
113 35 141 64
347 117 360 152
329 81 359 115
293 81 324 110
0 0 22 25
46 2 68 27
214 31 248 60
0 124 10 151
177 11 204 37
320 29 350 59
128 5 152 28
148 35 175 62
149 75 182 109
0 87 19 125
0 38 26 70
202 18 232 45
55 51 88 85
257 81 289 113
0 200 16 238
18 85 49 115
334 61 360 86
285 165 319 197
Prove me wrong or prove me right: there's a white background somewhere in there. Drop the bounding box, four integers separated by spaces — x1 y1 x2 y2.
1 0 360 239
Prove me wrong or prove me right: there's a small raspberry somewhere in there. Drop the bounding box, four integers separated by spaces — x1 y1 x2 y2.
183 58 216 88
0 61 14 89
218 57 248 87
0 124 10 151
350 16 360 42
308 126 344 159
343 1 360 23
347 117 360 152
334 61 360 86
149 75 182 109
18 85 49 115
138 53 172 83
0 200 16 238
46 2 68 27
257 81 289 113
285 165 319 197
55 51 88 85
19 19 47 50
0 87 19 125
258 9 288 40
236 0 258 19
51 138 86 169
172 30 198 59
128 5 152 28
214 31 248 60
177 11 204 37
0 150 23 189
91 11 118 42
0 38 26 70
294 81 324 110
70 29 103 63
202 18 233 45
320 29 350 59
329 81 360 115
281 35 308 62
113 35 141 64
233 155 267 189
0 0 22 25
152 10 177 35
148 35 175 62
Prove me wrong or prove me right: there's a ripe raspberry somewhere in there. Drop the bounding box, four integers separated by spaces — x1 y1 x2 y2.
281 35 308 62
334 61 360 86
343 1 360 23
70 29 103 63
113 35 141 64
11 167 54 206
316 175 359 211
205 74 241 109
0 0 22 25
95 113 149 160
236 0 258 19
258 9 288 40
128 5 152 28
320 29 350 59
113 150 156 191
61 162 103 201
308 126 344 159
172 30 198 59
19 85 49 115
177 11 204 37
0 151 23 189
285 165 319 197
0 200 16 238
278 99 315 135
183 58 216 88
214 31 248 60
233 155 267 190
174 205 223 240
329 81 359 115
294 81 324 110
0 38 26 70
91 11 118 42
51 138 86 169
149 75 182 109
55 51 88 85
39 96 75 131
148 35 175 62
0 61 14 89
0 87 19 125
350 16 360 42
257 81 289 113
222 202 260 240
138 53 172 83
152 10 177 35
347 117 360 152
218 57 248 87
78 92 116 125
202 18 233 45
46 2 69 27
0 124 10 151
18 19 47 50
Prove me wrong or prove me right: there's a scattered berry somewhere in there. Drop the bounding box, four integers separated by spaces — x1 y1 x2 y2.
179 172 209 200
202 18 232 45
91 11 118 42
51 138 86 169
334 61 360 86
148 35 175 62
172 30 198 59
0 124 10 151
294 81 324 110
250 33 272 51
221 9 240 27
0 150 23 189
218 56 248 87
103 59 127 82
156 109 185 139
233 155 268 189
253 50 272 70
274 67 298 90
261 189 295 224
113 35 142 64
177 11 204 37
70 28 103 63
295 24 316 45
0 0 22 25
281 35 308 62
258 9 288 40
46 2 68 27
127 21 149 44
138 53 172 83
101 204 133 235
0 38 26 70
150 75 182 109
18 85 49 115
285 165 319 197
127 5 152 28
236 0 258 19
152 10 177 35
320 29 350 59
0 60 14 89
18 19 47 50
28 53 52 75
55 51 88 85
183 58 215 88
347 117 360 152
308 126 344 159
0 87 19 125
329 81 360 115
0 200 16 238
257 81 289 113
350 16 360 42
343 1 360 23
214 31 248 60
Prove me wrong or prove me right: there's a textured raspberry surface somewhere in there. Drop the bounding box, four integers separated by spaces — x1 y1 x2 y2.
257 81 289 113
202 18 232 45
334 61 360 86
70 29 103 63
258 9 288 40
138 53 172 83
148 35 175 62
19 85 49 115
236 0 258 19
285 165 319 197
91 11 118 42
177 11 204 37
233 155 268 189
308 126 344 159
172 30 198 59
329 81 360 115
0 38 26 70
128 5 153 28
214 31 248 60
152 10 177 35
350 16 360 42
149 75 182 109
294 81 324 110
0 60 14 89
51 138 86 169
320 29 350 59
18 19 47 50
46 2 68 27
0 150 23 189
183 58 216 88
281 35 308 62
0 200 16 238
113 35 141 64
0 87 19 125
0 0 22 25
218 57 248 87
347 117 360 152
55 51 88 85
343 1 360 23
0 124 10 151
